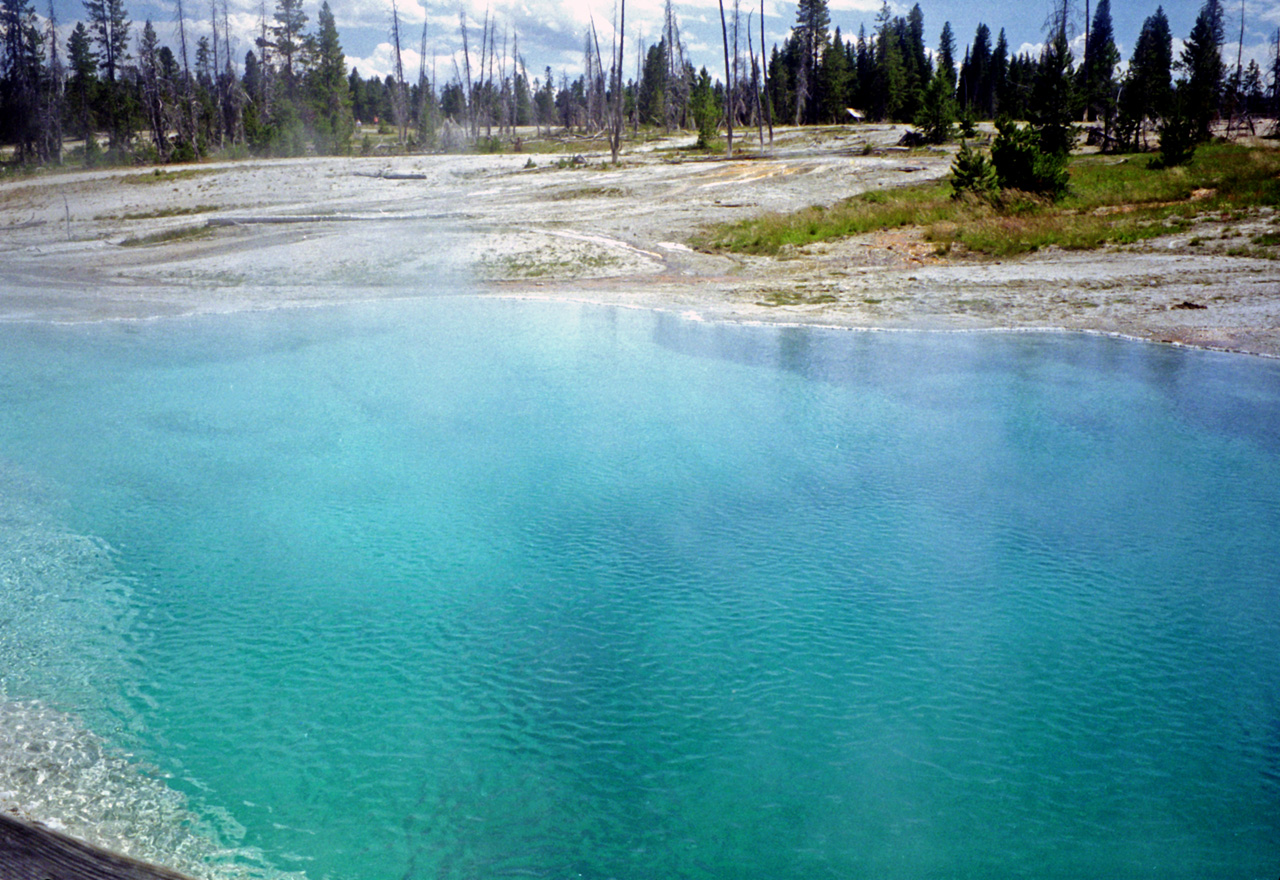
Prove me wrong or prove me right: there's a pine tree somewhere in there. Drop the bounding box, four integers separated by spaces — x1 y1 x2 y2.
1 0 43 161
271 0 307 98
854 25 872 107
81 0 127 84
792 0 829 124
309 0 351 153
1080 0 1118 135
936 22 956 90
905 4 929 82
1116 6 1172 149
1031 23 1077 155
65 21 97 150
914 64 955 143
1181 0 1224 141
869 1 904 121
891 14 923 120
81 0 129 149
992 29 1010 118
637 39 666 126
958 23 992 117
818 27 851 122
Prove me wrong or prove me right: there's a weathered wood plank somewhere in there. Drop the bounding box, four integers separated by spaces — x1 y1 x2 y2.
0 813 196 880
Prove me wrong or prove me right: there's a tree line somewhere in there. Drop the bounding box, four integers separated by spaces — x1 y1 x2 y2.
1 0 1277 166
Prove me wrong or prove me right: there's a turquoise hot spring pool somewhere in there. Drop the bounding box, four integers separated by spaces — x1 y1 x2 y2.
1 296 1278 879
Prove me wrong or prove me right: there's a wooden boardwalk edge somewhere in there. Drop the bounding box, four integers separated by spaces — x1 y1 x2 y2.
0 812 197 880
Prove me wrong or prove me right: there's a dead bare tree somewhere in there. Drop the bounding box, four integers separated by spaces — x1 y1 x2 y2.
42 0 65 163
499 27 509 134
748 11 763 147
460 7 475 137
662 0 688 131
1229 0 1253 135
217 0 241 145
254 0 272 121
478 6 491 136
417 18 435 146
209 0 223 146
390 0 409 145
717 0 733 157
588 16 606 131
175 0 199 154
760 0 771 142
609 0 626 163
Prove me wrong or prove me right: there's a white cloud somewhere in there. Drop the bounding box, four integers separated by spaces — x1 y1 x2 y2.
828 0 882 12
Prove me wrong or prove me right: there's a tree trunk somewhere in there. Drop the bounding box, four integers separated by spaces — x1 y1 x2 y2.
718 0 733 158
610 0 626 163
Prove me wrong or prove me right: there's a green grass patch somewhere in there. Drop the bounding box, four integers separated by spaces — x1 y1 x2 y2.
700 142 1280 258
699 185 954 254
758 290 839 306
119 224 213 247
1226 244 1280 259
121 167 216 185
478 246 620 279
99 205 221 221
549 186 629 200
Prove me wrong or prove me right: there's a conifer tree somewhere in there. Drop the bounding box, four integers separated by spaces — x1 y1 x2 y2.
637 40 666 126
869 1 904 120
792 0 829 123
936 22 956 90
65 21 97 150
1116 6 1171 148
992 29 1010 118
914 63 955 143
271 0 307 97
818 27 851 122
310 0 351 153
1031 21 1077 155
958 24 993 117
854 25 872 105
1080 0 1118 133
1 0 43 160
82 0 129 148
905 4 929 82
1181 0 1224 140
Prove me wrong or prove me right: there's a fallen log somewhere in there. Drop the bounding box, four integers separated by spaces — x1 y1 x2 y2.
0 812 196 880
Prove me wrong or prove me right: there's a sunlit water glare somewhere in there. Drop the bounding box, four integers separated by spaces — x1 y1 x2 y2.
1 297 1278 880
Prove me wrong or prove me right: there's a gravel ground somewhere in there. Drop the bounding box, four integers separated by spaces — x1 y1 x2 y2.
2 124 1278 355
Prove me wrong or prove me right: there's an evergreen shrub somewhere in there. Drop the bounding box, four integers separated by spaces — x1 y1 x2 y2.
991 120 1069 200
950 141 997 199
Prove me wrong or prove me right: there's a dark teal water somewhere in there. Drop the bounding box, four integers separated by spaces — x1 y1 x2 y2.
2 299 1279 880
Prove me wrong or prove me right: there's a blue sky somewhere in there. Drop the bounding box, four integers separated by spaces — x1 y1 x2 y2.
46 0 1280 87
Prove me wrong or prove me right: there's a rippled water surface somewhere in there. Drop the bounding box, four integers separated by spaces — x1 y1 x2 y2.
2 298 1279 880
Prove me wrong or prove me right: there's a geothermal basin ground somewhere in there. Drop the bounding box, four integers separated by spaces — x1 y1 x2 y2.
1 124 1278 356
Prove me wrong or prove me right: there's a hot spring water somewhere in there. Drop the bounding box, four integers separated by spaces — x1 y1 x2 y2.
1 298 1278 879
